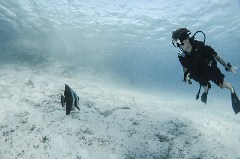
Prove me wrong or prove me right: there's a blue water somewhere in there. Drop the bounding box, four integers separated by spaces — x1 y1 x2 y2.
0 0 239 97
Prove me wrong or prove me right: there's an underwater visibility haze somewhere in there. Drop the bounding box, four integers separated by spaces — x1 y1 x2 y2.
0 0 240 96
1 1 240 158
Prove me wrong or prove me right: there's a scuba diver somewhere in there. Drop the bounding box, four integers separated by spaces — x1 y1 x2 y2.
172 28 240 114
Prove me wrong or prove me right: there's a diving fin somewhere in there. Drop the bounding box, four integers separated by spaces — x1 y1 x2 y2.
231 92 240 114
201 92 208 104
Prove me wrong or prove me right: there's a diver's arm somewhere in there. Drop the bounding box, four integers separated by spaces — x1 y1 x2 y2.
215 55 229 69
205 45 230 69
182 67 192 84
183 67 187 74
182 67 188 82
215 55 237 73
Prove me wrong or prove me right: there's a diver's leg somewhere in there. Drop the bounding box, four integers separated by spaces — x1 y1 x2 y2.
201 83 210 104
220 80 240 114
203 85 208 93
210 68 240 113
219 81 234 93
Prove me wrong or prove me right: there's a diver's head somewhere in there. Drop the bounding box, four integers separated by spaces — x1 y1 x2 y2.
172 28 191 42
179 38 192 53
172 28 192 53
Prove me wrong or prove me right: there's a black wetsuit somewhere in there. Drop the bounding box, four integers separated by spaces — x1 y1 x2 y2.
178 40 225 86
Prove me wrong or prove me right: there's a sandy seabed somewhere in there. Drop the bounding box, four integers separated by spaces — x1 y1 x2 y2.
0 64 240 159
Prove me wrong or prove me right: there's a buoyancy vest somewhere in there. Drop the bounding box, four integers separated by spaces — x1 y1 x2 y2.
178 40 218 86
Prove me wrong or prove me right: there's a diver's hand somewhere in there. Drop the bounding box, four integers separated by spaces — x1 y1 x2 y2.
185 73 191 81
225 63 238 73
183 73 192 84
229 66 238 73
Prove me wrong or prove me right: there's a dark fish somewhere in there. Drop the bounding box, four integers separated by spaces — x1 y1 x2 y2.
64 84 80 115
